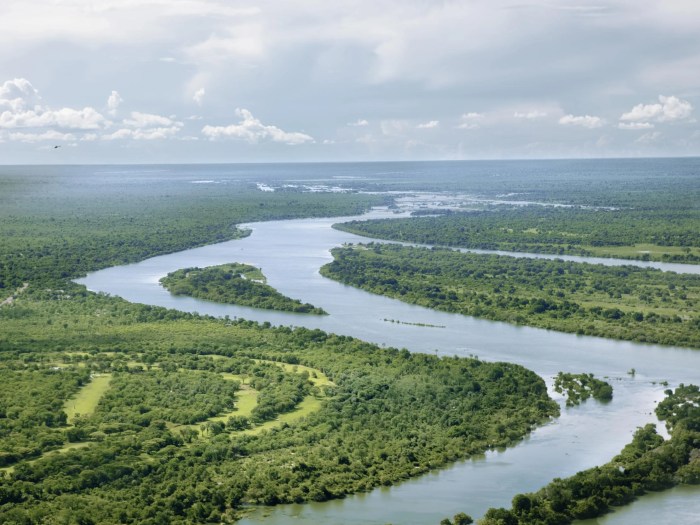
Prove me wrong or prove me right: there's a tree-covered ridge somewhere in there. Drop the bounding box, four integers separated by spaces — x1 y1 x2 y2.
0 287 558 523
160 263 327 314
320 243 700 348
553 372 613 407
473 384 700 525
335 204 700 263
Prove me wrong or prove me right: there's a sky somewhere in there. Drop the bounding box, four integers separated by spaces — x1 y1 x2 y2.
1 0 699 164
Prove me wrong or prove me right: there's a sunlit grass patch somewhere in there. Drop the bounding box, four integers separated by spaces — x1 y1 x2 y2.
63 374 112 424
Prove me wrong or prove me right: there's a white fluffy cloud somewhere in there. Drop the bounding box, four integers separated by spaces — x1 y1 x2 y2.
202 108 313 145
620 95 693 123
457 112 484 129
618 122 655 130
417 120 439 129
0 104 106 130
513 110 547 120
558 114 605 129
102 127 182 141
105 111 183 140
193 88 206 106
0 78 42 111
123 111 178 128
348 119 369 127
0 78 107 133
5 130 76 143
107 91 123 116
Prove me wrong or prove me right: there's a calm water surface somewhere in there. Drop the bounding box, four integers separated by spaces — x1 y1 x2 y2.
77 210 700 525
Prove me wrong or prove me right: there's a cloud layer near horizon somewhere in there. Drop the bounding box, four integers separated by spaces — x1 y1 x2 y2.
0 1 699 162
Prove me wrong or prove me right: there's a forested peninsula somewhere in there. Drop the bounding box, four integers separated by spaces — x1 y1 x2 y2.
160 263 326 314
334 205 700 263
320 244 700 348
0 288 558 522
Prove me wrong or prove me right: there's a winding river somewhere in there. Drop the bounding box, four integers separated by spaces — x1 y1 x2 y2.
77 209 700 525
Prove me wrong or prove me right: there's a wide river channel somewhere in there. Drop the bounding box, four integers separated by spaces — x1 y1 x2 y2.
77 209 700 525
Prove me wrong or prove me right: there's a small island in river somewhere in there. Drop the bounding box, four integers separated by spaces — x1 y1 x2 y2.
160 262 328 314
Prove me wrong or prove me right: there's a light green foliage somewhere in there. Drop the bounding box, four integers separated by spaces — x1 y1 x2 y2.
161 263 326 314
321 243 700 348
0 289 557 521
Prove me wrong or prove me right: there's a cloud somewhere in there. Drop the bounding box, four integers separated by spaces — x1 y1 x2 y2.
184 24 265 65
618 122 655 130
0 106 107 130
102 127 182 141
201 108 313 145
193 88 206 106
0 78 108 132
635 131 662 144
558 114 605 128
123 111 178 128
513 110 547 119
107 91 123 116
0 78 42 111
417 120 439 129
5 130 76 143
348 119 369 127
620 95 693 123
457 112 484 129
103 111 183 140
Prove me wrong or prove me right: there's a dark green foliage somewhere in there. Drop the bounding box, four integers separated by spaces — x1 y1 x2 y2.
553 373 613 407
160 263 326 314
93 370 239 426
0 168 384 297
475 385 700 524
0 367 90 466
321 243 700 348
335 205 700 263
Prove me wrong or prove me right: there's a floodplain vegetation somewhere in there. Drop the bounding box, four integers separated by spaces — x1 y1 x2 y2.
468 384 700 525
552 373 613 407
320 244 700 348
335 206 700 263
0 167 386 302
160 263 326 314
0 287 558 523
1 161 699 524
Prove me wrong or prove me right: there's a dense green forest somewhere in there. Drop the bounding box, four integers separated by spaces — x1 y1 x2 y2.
160 263 326 314
0 168 385 300
331 158 700 263
320 243 700 348
0 286 558 523
335 205 700 263
1 161 698 523
470 384 700 525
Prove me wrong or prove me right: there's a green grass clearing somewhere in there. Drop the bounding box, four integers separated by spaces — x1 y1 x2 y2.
587 243 700 260
240 394 324 436
253 359 334 387
63 374 112 424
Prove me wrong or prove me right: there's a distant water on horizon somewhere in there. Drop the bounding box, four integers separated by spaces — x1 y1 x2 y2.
2 156 699 182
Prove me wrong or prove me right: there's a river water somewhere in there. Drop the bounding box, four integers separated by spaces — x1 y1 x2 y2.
77 209 700 525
